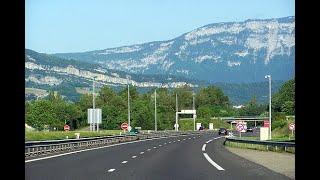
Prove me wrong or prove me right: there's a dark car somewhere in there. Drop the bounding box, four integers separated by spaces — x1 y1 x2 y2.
218 128 228 135
199 126 204 131
246 127 253 132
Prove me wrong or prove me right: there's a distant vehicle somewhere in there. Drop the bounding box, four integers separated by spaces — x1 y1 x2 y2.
246 127 253 132
218 128 228 135
134 127 141 134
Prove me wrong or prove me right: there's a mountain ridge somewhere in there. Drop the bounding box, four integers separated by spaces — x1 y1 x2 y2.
53 16 295 83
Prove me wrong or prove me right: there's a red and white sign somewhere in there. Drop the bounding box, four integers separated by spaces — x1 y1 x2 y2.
264 121 270 127
288 123 295 130
121 123 128 130
64 125 70 132
236 123 244 131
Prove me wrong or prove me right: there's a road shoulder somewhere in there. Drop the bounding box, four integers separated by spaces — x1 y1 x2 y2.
225 147 295 179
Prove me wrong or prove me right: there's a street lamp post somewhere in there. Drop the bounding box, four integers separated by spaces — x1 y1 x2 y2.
92 76 97 131
193 93 195 131
155 89 157 131
128 83 130 128
265 75 272 140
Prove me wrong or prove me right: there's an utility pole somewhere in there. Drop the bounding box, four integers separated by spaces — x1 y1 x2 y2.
193 93 195 131
128 83 130 128
92 76 96 131
175 93 178 131
265 75 272 140
155 89 157 131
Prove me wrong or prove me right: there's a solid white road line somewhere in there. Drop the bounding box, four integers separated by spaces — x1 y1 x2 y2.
213 137 224 140
108 169 115 172
203 153 225 171
122 161 127 164
206 140 212 144
132 156 137 158
202 144 206 151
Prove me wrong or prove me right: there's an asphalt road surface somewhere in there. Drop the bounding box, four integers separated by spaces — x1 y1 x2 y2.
25 133 291 180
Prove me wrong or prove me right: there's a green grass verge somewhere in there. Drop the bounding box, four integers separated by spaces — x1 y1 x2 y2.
25 130 125 141
225 140 295 154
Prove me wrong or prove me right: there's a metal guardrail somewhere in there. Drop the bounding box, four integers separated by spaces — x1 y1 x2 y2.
25 131 207 158
225 137 295 152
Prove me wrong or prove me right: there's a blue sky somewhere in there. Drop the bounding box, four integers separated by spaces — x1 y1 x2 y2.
26 0 295 54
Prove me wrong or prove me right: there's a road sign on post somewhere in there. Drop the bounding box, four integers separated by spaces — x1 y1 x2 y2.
288 123 295 130
121 123 128 130
236 123 244 138
64 125 70 132
288 123 295 138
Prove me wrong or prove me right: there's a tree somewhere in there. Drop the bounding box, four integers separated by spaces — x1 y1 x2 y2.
272 78 295 114
25 100 60 131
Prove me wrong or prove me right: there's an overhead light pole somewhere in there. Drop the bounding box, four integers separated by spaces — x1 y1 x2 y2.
155 89 157 131
193 92 195 131
92 76 97 131
128 83 130 128
265 75 272 140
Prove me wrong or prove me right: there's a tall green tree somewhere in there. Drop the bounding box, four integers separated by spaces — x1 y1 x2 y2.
272 78 295 115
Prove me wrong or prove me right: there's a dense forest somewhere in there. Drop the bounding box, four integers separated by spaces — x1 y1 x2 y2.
25 78 295 131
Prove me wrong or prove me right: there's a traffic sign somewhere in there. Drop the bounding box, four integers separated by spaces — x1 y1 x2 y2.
236 123 244 131
288 123 295 130
64 125 70 132
264 121 270 127
121 123 128 130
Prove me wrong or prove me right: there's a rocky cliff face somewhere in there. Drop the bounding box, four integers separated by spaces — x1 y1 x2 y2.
54 16 295 83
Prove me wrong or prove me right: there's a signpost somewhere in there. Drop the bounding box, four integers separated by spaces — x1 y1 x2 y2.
236 123 244 137
121 123 128 130
64 124 70 132
288 123 295 138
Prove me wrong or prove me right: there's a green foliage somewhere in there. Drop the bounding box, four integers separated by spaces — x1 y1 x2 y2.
239 96 266 116
272 78 295 115
25 78 295 139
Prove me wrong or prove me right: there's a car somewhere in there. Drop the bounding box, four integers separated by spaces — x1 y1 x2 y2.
246 127 253 132
218 128 228 135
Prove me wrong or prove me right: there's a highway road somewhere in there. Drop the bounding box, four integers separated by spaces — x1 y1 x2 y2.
25 132 291 180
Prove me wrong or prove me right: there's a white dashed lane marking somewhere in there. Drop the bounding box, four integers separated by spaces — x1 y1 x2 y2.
132 156 137 158
108 169 115 172
140 152 144 154
122 161 127 164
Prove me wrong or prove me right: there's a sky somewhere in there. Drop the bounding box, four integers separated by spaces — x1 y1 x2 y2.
25 0 295 54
